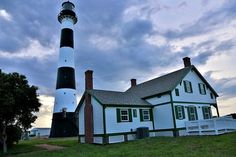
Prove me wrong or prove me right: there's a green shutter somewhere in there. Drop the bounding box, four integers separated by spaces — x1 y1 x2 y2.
202 107 206 119
184 81 187 92
181 106 185 119
209 107 212 118
139 109 143 121
203 84 206 94
175 106 179 119
187 107 191 120
116 108 121 122
175 88 179 96
149 109 153 121
198 83 201 94
189 82 193 93
128 109 132 122
194 107 198 120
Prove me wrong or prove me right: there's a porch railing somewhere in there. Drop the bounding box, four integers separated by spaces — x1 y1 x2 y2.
185 117 236 135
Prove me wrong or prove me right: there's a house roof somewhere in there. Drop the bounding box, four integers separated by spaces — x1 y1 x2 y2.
76 65 218 110
87 89 151 106
125 66 191 98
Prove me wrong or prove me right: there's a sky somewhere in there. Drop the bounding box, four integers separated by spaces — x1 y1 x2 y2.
0 0 236 128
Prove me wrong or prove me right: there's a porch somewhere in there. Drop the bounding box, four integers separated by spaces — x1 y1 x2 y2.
185 117 236 135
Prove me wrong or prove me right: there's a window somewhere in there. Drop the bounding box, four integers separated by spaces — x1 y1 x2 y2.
183 80 193 93
198 83 206 95
202 107 212 119
175 88 180 96
133 109 137 117
140 109 153 121
210 93 214 99
175 106 185 120
143 110 150 121
120 109 129 121
187 106 198 121
116 108 132 122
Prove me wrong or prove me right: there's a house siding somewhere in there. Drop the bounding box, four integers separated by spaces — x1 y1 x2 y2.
145 94 170 105
173 103 211 128
78 101 85 135
172 70 217 104
153 104 174 130
92 97 104 134
105 107 153 134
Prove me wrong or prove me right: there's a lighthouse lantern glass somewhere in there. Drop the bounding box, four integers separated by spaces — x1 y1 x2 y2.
62 3 75 11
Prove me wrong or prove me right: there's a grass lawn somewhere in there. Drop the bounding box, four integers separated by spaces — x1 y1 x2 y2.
1 132 236 157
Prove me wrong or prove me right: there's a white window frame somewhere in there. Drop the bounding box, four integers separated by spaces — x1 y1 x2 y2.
203 107 211 119
199 83 206 95
176 106 184 119
120 109 129 122
184 80 192 93
189 106 197 121
142 109 150 121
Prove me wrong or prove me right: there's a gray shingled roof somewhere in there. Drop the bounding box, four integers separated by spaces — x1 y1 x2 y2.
87 66 193 106
76 65 218 110
88 89 151 105
125 66 191 98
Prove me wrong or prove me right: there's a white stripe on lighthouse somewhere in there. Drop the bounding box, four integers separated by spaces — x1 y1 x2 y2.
61 18 74 29
53 88 77 113
58 47 75 68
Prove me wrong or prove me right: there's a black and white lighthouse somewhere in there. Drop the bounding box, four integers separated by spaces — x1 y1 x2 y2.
50 1 78 137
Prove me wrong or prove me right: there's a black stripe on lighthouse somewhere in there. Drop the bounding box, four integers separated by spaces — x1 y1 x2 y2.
56 67 76 89
60 28 74 48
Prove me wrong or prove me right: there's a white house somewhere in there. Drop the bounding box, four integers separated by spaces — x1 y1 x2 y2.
75 57 220 144
29 128 51 137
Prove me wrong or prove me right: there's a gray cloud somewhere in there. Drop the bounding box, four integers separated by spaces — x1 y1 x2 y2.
0 0 236 110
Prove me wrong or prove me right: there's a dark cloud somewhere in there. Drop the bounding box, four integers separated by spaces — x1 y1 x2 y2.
0 0 59 52
0 0 236 105
215 39 235 52
203 71 236 99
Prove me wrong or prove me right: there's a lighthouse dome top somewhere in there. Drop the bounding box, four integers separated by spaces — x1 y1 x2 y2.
62 1 75 11
58 1 77 24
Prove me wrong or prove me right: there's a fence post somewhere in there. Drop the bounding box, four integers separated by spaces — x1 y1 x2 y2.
198 120 202 135
185 122 189 136
213 119 218 135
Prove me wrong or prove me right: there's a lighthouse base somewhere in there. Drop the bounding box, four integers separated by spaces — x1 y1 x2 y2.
50 112 78 137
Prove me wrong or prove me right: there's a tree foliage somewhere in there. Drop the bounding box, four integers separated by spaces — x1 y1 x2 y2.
0 71 42 153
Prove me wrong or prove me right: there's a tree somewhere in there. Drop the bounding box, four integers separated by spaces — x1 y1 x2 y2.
0 71 42 153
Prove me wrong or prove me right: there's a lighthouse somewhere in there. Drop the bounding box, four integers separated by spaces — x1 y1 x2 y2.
50 1 78 137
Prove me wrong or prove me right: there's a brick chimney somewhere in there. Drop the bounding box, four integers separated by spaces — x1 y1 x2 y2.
183 57 191 67
84 70 94 143
85 70 93 90
131 79 137 87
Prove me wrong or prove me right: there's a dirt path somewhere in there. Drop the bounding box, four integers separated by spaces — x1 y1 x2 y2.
35 144 64 151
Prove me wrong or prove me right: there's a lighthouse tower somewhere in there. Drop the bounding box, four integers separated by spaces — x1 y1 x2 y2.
50 1 78 137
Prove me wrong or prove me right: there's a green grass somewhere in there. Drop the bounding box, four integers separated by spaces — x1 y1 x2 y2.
1 132 236 157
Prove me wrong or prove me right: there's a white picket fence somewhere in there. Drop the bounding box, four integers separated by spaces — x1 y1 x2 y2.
185 117 236 135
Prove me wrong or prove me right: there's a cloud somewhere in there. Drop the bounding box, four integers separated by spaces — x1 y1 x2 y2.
0 9 12 21
178 1 187 8
89 35 119 51
33 95 54 128
1 0 236 127
0 39 57 61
